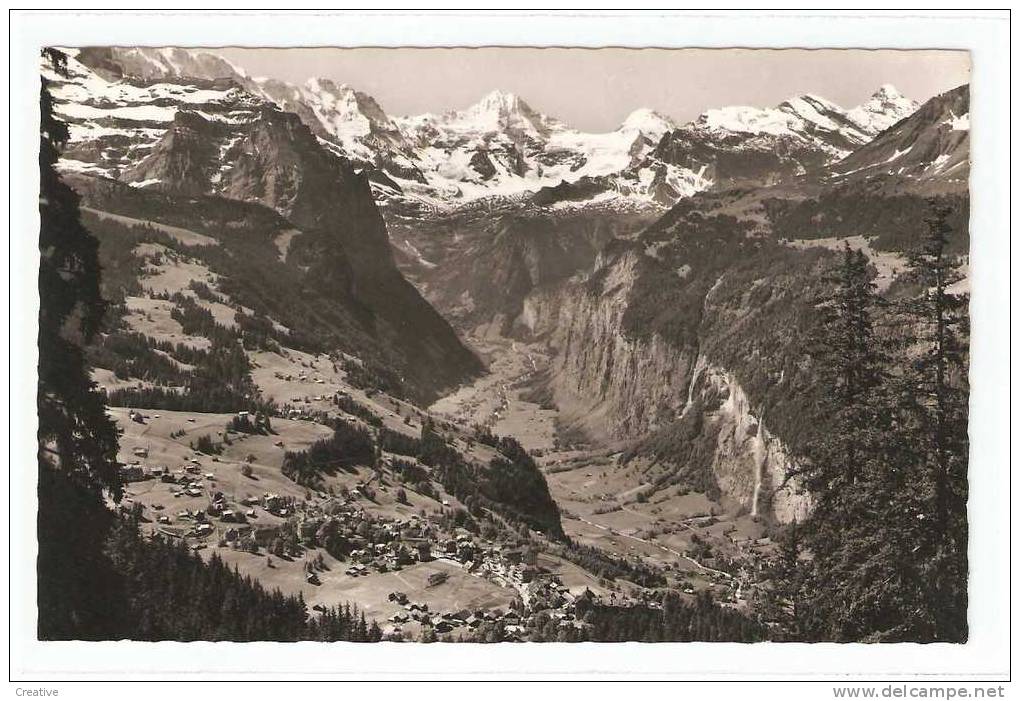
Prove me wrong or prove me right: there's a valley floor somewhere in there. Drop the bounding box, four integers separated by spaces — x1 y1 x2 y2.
429 332 778 609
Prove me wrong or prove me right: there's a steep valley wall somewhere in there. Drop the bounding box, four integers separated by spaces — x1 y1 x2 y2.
517 249 810 523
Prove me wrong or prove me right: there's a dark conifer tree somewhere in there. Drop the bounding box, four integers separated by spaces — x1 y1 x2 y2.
761 521 805 638
38 49 121 498
37 48 126 639
795 245 912 641
900 201 970 642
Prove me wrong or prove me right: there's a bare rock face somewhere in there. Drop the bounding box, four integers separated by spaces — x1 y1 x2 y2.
692 362 811 523
221 108 314 219
121 111 224 195
525 245 810 523
549 282 695 439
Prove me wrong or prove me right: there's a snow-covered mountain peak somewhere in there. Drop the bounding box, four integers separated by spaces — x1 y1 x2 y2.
303 76 348 96
302 77 379 108
300 77 395 137
689 86 919 152
473 89 525 111
618 108 677 140
690 93 839 137
778 93 845 125
454 89 562 137
847 84 918 134
695 104 800 137
55 46 936 212
77 46 248 83
871 84 906 101
831 84 968 185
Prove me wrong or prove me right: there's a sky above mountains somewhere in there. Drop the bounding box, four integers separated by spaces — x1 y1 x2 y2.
215 47 970 132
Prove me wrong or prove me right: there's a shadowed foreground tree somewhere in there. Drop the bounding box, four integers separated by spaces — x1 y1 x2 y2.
37 48 126 639
776 208 969 643
899 202 970 642
37 49 121 497
793 245 913 641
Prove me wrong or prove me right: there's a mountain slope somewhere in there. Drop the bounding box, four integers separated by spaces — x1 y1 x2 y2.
828 84 969 187
48 49 481 401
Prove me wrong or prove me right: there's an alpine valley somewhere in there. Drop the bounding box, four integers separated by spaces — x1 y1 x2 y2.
39 46 970 643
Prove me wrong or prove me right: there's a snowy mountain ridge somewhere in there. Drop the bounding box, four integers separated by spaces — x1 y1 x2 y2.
63 46 923 211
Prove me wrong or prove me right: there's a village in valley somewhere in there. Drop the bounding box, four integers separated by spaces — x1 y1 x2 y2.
115 409 597 640
81 203 780 642
109 341 770 642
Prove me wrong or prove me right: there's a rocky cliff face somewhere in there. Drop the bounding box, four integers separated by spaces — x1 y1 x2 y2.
121 111 224 194
520 239 812 523
691 362 811 523
530 249 695 438
389 203 654 334
517 86 971 509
